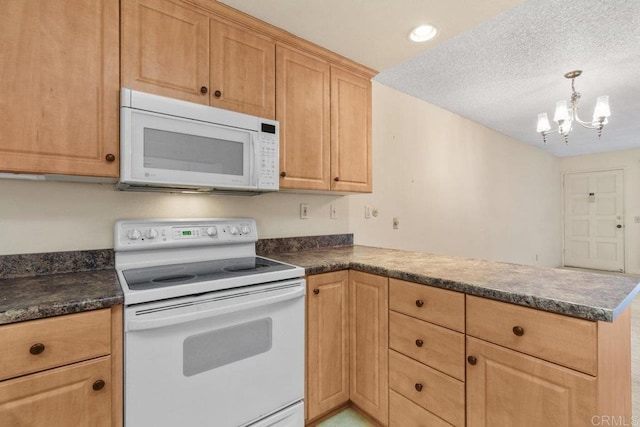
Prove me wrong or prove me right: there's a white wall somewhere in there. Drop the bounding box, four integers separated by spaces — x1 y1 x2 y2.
0 179 349 255
1 82 564 267
348 83 563 267
560 148 640 274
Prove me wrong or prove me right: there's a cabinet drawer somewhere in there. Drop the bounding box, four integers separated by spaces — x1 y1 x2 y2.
466 295 597 375
389 311 465 381
389 389 453 427
389 350 464 427
389 279 464 332
0 309 111 381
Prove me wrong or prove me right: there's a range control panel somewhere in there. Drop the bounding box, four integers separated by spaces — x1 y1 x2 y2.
115 218 258 251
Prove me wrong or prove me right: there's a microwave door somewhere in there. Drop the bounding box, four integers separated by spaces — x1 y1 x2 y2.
127 109 253 189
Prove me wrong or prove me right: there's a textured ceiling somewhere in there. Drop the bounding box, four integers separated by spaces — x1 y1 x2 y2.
375 0 640 157
217 0 525 71
220 0 640 158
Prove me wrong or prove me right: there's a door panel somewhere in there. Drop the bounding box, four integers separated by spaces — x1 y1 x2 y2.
563 170 624 272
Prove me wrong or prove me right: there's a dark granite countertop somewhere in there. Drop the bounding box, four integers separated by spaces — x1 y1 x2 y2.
267 245 640 322
0 270 123 325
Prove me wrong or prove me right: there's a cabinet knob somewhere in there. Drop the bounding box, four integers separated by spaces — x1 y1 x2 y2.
200 86 208 95
214 90 222 98
313 288 320 295
29 343 45 355
415 299 424 308
334 177 340 182
105 153 116 162
617 224 622 229
415 339 424 347
92 379 106 391
280 171 287 178
414 383 423 392
512 326 525 336
467 356 477 365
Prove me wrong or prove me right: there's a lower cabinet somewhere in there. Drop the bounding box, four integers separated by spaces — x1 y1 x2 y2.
349 271 388 425
306 271 350 421
0 306 123 427
305 270 388 425
466 337 596 427
305 272 632 426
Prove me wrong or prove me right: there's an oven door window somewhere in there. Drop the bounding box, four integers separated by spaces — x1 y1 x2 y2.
183 317 272 377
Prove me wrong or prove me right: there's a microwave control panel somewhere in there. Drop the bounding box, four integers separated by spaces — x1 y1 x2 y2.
257 126 279 190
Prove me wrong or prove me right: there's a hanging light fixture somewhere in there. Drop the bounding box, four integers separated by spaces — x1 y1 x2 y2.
536 70 611 144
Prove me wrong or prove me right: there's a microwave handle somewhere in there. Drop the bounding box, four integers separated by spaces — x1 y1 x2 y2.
251 133 258 187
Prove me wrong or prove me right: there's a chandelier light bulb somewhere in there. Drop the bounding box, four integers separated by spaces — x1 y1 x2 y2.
536 113 551 133
593 95 611 120
553 100 570 123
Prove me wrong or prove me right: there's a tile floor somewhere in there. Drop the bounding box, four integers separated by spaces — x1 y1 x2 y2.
316 408 374 427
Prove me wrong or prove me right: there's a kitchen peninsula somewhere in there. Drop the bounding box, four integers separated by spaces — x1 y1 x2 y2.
1 242 638 426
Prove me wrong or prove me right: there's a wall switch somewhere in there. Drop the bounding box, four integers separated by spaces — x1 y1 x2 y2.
300 203 309 219
365 205 371 219
393 217 399 229
330 204 338 219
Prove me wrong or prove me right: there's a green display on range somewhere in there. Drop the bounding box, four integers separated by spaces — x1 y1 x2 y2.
182 231 192 236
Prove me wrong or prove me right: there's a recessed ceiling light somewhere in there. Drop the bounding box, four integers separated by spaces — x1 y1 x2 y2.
409 24 438 42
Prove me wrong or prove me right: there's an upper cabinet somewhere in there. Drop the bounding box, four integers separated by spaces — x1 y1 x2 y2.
277 48 373 193
121 0 276 119
330 67 372 193
121 0 210 104
0 0 119 177
210 18 275 119
277 45 331 191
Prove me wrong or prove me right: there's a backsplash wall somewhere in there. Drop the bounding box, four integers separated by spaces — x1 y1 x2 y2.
0 179 349 255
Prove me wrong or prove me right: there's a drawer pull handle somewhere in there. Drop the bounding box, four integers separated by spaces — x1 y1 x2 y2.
512 326 525 336
415 299 424 307
414 383 423 392
29 343 45 355
313 288 320 295
415 339 424 347
92 379 106 391
467 355 477 365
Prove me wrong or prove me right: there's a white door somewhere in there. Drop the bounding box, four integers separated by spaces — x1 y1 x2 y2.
563 170 624 272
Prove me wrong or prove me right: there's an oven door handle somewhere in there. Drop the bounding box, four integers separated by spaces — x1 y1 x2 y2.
127 285 304 331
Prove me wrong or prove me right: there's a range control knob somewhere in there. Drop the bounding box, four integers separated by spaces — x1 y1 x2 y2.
206 227 218 237
229 226 239 235
241 225 251 235
127 229 142 241
144 229 159 239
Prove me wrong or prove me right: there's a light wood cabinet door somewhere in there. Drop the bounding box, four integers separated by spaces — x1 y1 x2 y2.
210 19 275 119
330 67 372 192
466 336 597 427
121 0 210 104
349 271 388 425
0 0 119 177
0 357 112 427
306 272 350 421
276 45 331 190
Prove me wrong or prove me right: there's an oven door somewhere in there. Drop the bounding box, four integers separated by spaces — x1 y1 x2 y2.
123 279 305 427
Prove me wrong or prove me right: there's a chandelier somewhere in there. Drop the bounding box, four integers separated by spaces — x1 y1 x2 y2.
536 70 611 144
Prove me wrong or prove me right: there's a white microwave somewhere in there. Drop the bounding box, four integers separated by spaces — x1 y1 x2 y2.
118 88 279 195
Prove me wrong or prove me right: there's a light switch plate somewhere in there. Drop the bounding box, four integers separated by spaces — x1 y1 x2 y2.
300 203 309 219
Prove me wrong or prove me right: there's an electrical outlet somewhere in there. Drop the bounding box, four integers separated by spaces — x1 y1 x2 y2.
393 217 399 229
365 205 371 219
300 203 309 219
330 204 338 219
